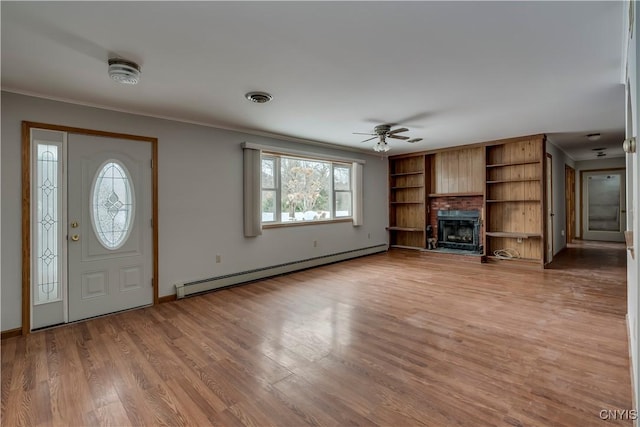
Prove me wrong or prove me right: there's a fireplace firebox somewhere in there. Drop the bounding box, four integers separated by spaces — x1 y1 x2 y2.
436 210 481 252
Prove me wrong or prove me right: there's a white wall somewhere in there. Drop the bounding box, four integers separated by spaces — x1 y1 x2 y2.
574 156 626 238
545 141 575 255
575 157 627 171
1 92 389 331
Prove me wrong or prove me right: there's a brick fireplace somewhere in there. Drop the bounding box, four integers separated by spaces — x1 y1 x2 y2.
437 210 481 251
428 195 484 250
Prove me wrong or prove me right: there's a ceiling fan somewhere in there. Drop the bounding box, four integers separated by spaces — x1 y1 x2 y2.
354 124 423 152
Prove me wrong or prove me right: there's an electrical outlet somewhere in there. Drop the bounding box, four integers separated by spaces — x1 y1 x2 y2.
313 240 318 247
216 254 221 263
561 230 565 236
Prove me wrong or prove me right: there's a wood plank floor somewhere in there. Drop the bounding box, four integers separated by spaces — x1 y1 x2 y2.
2 242 632 426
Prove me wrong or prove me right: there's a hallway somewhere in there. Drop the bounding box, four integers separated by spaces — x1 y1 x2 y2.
546 240 628 317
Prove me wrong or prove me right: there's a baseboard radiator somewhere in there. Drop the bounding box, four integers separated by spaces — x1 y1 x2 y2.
175 244 388 299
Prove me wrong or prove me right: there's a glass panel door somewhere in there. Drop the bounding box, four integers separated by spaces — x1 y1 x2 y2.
587 174 621 232
582 170 626 242
31 129 67 329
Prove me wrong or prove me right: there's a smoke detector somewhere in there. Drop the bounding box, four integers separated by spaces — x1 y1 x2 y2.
245 91 273 103
108 59 141 85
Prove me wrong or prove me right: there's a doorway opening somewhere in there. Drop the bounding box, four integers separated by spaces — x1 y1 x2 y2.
565 165 576 244
22 122 158 334
580 168 626 243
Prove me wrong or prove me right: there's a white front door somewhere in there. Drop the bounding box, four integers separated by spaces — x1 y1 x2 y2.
582 170 626 242
67 134 153 322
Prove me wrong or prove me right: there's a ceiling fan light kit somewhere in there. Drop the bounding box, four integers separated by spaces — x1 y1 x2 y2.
354 124 421 152
108 58 141 85
373 141 391 153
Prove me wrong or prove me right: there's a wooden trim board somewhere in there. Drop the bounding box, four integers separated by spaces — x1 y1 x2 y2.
158 295 177 304
1 328 22 340
565 165 576 244
389 133 545 159
21 122 31 336
545 152 553 266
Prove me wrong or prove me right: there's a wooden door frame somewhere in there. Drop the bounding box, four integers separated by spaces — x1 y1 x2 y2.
545 153 553 264
578 167 626 241
565 165 576 243
21 121 159 335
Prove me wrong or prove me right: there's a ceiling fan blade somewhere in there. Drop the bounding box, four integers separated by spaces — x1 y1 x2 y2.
353 132 375 136
395 112 432 124
388 127 409 135
389 135 409 140
361 136 378 143
408 138 423 143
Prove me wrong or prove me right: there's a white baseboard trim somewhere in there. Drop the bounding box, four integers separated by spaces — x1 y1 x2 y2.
627 313 638 426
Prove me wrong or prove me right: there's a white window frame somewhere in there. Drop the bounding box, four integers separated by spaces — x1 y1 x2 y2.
333 164 353 219
261 152 353 226
261 155 280 224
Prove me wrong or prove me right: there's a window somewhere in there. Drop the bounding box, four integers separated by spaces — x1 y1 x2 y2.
91 160 135 249
34 142 63 304
261 153 352 224
333 165 352 218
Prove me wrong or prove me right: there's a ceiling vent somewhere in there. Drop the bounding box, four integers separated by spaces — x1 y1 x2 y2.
245 91 273 103
108 59 141 85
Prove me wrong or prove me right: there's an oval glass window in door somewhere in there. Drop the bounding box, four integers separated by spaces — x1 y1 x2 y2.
90 160 135 249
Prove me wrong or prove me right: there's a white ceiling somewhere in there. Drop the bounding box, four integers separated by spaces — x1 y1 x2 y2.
1 1 626 159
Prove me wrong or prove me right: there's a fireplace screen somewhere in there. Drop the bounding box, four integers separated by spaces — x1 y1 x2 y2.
437 210 481 252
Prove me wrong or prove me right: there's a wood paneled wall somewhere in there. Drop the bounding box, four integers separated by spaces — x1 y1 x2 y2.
433 147 484 194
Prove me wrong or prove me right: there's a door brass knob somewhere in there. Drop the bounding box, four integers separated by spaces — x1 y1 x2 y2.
71 234 80 241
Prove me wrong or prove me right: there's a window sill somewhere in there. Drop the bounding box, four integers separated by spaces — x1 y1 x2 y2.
262 218 353 229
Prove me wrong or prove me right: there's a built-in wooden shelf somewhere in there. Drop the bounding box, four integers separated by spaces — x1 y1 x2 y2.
390 171 424 177
486 160 541 168
485 137 545 266
387 227 425 232
486 179 541 184
485 255 540 263
428 192 483 198
389 156 428 250
391 185 424 189
390 244 423 250
486 232 542 239
486 199 540 203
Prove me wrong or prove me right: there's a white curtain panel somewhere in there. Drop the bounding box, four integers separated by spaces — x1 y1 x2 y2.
352 162 364 226
243 147 262 237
